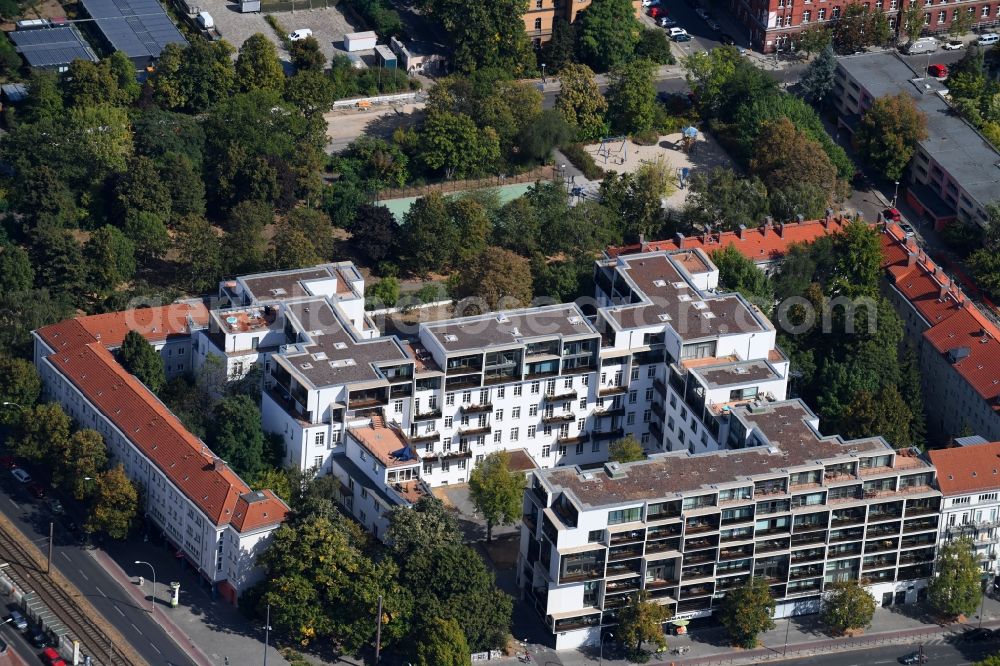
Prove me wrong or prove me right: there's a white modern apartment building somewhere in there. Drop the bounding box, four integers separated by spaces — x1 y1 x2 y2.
32 306 289 605
521 399 941 649
929 441 1000 578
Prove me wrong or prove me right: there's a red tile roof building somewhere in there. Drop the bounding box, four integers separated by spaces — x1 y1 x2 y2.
33 305 288 605
606 215 853 271
880 222 1000 444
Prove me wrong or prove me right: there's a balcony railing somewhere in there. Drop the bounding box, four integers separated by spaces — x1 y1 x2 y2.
599 386 628 397
608 546 644 561
542 413 576 424
653 378 667 396
458 425 491 436
413 409 442 421
544 390 577 401
645 538 681 554
407 431 440 444
556 433 590 444
461 403 493 414
592 429 625 441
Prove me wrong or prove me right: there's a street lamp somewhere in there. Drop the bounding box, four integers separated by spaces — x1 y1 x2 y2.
1 402 22 408
134 560 156 613
892 180 900 208
263 603 272 666
599 631 614 665
541 63 546 84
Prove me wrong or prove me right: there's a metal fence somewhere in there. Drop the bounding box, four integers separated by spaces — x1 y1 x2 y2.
259 0 332 11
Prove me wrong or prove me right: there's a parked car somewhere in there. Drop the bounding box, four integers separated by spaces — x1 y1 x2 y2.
706 18 721 30
27 482 45 499
978 32 999 46
669 27 689 39
11 468 30 484
41 646 66 666
695 6 710 19
29 626 49 648
899 221 916 238
287 28 313 42
718 33 736 45
673 32 693 42
7 610 27 631
660 16 677 27
899 652 927 665
0 457 15 470
641 0 660 6
959 627 995 642
908 37 938 54
48 499 64 514
883 207 902 222
927 63 948 78
943 39 965 50
648 5 665 17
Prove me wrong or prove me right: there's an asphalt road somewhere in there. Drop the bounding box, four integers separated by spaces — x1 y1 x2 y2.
768 637 1000 665
0 469 197 666
0 613 44 665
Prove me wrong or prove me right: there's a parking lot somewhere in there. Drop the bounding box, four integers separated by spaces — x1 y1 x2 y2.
199 0 363 63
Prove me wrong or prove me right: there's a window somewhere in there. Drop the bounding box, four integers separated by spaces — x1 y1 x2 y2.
614 370 622 386
543 425 552 437
784 14 791 24
564 378 573 389
429 396 438 410
531 381 540 394
496 409 504 421
643 410 651 423
511 428 519 441
443 437 452 452
647 366 656 378
460 415 470 427
578 418 586 430
424 442 433 453
528 425 537 438
983 4 990 16
631 368 639 380
938 10 945 21
458 460 467 470
513 385 522 396
818 7 826 18
462 391 472 404
546 379 556 394
314 456 323 469
627 412 636 425
832 5 840 17
444 416 453 428
480 389 488 403
593 441 601 452
314 432 325 448
641 433 650 444
529 405 538 417
601 372 607 384
393 400 403 413
629 390 637 404
534 17 541 29
542 444 551 456
608 507 642 524
579 397 587 409
588 529 604 543
476 454 484 464
513 406 521 418
645 388 654 401
446 393 455 406
729 387 758 401
803 9 811 20
557 445 567 456
494 431 502 443
442 461 450 472
582 375 589 386
576 443 584 455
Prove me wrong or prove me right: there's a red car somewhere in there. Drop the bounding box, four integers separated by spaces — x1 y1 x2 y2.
928 63 948 78
0 456 15 470
41 647 67 666
648 6 665 17
27 482 45 499
883 207 902 222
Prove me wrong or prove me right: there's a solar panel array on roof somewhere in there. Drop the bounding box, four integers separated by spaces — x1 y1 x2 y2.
80 0 186 61
8 26 98 68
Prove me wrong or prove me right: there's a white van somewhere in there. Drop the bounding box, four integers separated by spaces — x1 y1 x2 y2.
908 38 938 54
978 33 999 46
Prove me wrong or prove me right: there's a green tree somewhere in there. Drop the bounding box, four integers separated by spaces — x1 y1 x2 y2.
711 245 775 313
832 3 878 54
56 429 109 501
833 220 883 297
284 70 334 116
683 47 742 117
516 110 572 164
85 464 138 539
0 359 41 425
386 496 461 554
968 245 1000 298
974 655 1000 666
223 201 271 275
0 243 34 295
366 277 401 308
577 0 642 71
928 537 982 620
106 51 141 106
617 591 671 659
855 93 928 181
209 396 268 477
718 577 776 648
236 33 285 93
272 222 322 269
609 435 646 463
63 59 117 108
151 40 236 113
115 155 173 224
133 109 205 167
447 194 494 264
28 225 85 304
422 0 534 75
900 0 926 43
175 215 224 294
119 330 166 393
85 225 137 295
799 44 837 106
468 451 524 542
124 212 171 266
540 18 575 72
418 110 500 179
290 36 326 72
555 63 608 140
414 617 469 666
842 385 913 448
68 104 134 184
21 70 64 125
343 135 410 190
750 117 839 211
684 168 770 232
452 247 533 313
796 25 832 55
636 29 675 65
14 402 71 464
949 6 975 36
606 58 657 134
403 192 460 275
821 581 876 635
350 204 399 265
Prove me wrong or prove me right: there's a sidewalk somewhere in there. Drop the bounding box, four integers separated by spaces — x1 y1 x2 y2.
554 594 1000 666
91 537 292 666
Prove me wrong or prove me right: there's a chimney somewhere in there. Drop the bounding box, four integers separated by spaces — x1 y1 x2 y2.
639 233 647 251
737 224 746 239
777 223 785 238
907 250 918 268
674 231 685 247
939 277 951 300
796 214 805 224
764 216 774 230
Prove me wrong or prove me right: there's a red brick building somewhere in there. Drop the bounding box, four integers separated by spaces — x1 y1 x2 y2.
728 0 1000 52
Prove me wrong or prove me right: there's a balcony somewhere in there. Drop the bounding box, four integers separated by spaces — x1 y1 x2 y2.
791 549 825 565
683 551 716 566
599 386 628 397
719 545 753 560
653 378 667 397
348 396 386 410
542 413 576 425
458 425 491 436
544 390 577 402
462 403 493 414
679 584 714 600
592 429 625 441
605 573 641 590
523 512 537 533
407 431 440 444
556 433 589 445
428 449 473 461
445 375 482 390
903 517 938 533
863 555 897 570
790 531 826 547
645 577 679 590
789 566 823 580
609 545 644 561
684 536 718 550
645 538 681 555
755 538 790 554
651 402 665 419
413 409 441 421
593 406 625 418
610 529 646 546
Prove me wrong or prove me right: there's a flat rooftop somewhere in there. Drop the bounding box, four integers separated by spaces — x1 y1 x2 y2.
9 26 98 68
693 359 781 389
277 298 408 388
240 264 360 303
423 304 600 353
838 52 1000 209
79 0 185 61
541 400 908 509
602 253 767 337
349 419 418 469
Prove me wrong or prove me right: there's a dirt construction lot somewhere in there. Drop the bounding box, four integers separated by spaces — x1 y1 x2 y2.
201 1 360 63
324 102 425 153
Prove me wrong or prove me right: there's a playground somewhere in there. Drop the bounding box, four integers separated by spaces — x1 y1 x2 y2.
582 131 735 209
